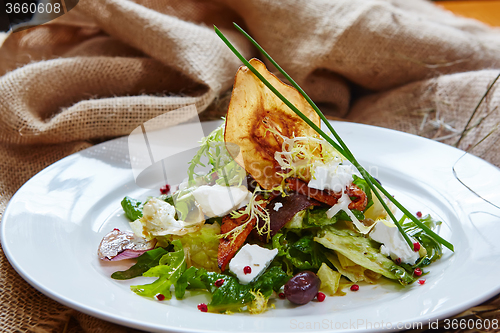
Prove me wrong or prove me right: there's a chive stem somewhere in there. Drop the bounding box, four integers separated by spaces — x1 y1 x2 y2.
215 24 453 252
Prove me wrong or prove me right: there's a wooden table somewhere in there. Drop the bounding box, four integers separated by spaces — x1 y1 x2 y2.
435 0 500 27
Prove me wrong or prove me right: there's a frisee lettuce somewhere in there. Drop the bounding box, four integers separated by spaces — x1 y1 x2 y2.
186 119 246 188
274 134 346 183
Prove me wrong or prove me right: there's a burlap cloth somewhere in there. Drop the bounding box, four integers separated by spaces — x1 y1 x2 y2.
1 0 500 331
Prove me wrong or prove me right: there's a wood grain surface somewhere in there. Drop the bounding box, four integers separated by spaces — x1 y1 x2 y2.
435 0 500 26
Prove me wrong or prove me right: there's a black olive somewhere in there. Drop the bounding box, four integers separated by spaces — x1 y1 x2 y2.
284 271 321 305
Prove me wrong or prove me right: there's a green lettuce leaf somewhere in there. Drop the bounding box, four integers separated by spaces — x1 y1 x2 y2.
334 209 365 223
174 265 288 313
174 266 204 299
131 240 186 299
121 196 143 221
272 231 327 272
172 222 220 272
121 195 174 221
157 194 175 206
111 247 169 280
403 214 443 264
205 266 288 312
314 224 415 285
305 208 337 227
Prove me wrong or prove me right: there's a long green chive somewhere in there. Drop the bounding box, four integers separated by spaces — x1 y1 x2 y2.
228 24 455 251
214 25 454 252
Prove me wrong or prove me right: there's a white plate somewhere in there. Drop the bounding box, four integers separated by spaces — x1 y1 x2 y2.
2 121 500 333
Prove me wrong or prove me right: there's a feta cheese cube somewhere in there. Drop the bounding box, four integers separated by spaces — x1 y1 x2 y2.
308 163 353 193
370 220 419 265
229 244 278 285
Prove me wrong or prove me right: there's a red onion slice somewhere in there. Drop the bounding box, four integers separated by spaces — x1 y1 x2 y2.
98 228 156 261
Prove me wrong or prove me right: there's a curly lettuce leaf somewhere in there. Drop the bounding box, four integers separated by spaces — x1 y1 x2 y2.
206 266 288 312
175 266 289 313
186 119 245 189
172 223 220 272
314 225 415 285
305 208 337 227
121 195 174 221
126 241 289 312
111 247 169 280
131 240 186 299
403 214 443 264
174 266 203 299
272 230 327 272
121 197 144 221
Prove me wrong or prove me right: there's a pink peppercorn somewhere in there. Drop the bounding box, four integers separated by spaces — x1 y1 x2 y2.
350 284 359 291
316 292 326 302
155 293 165 301
414 268 423 276
160 184 170 194
243 266 252 274
214 278 224 287
413 242 421 252
197 303 208 312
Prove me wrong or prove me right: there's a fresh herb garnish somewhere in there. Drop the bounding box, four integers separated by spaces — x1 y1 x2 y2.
214 24 453 253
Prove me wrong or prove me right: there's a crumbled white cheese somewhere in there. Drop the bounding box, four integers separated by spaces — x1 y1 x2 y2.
229 244 278 285
326 191 372 234
192 184 249 218
370 220 420 265
326 190 351 219
130 198 203 239
273 202 283 211
308 163 354 193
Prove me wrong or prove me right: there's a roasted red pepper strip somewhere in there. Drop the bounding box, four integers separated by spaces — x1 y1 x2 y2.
346 184 368 211
217 212 256 271
217 196 268 271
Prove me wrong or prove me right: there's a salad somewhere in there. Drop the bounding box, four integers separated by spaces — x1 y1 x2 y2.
97 57 449 314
